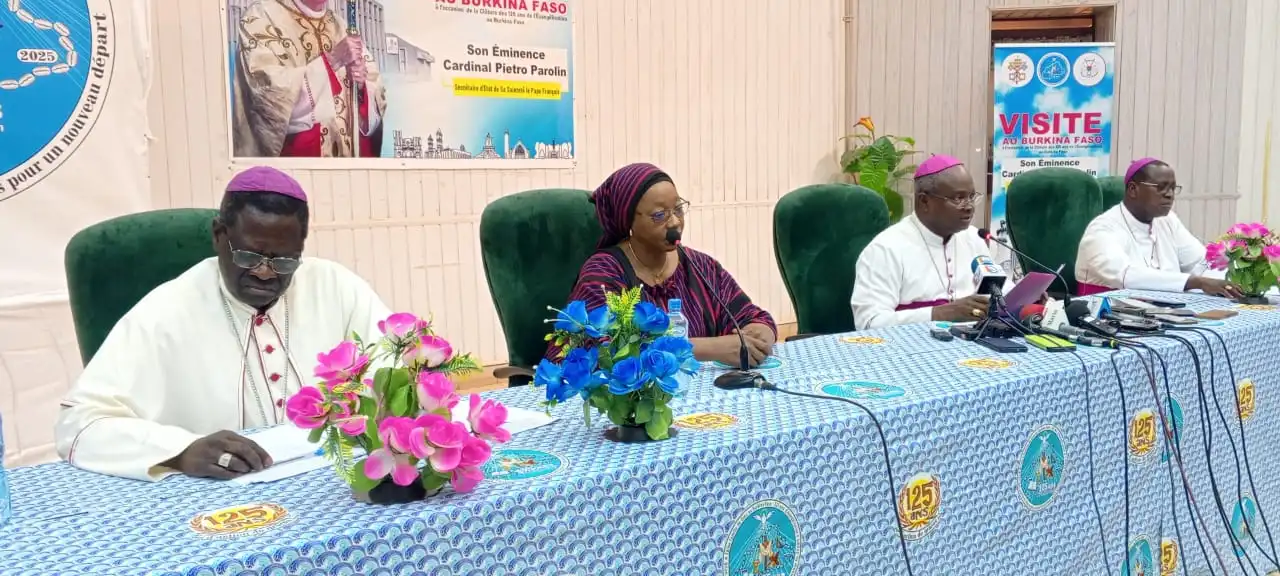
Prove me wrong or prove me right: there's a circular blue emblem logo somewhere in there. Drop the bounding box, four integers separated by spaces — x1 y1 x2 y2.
1121 536 1154 576
723 499 801 575
1037 52 1071 88
715 356 782 370
1231 496 1259 557
480 449 565 482
818 381 905 400
1160 397 1184 464
0 0 115 201
1018 425 1065 510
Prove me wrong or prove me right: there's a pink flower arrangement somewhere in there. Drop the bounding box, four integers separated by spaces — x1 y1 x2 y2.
283 312 503 499
1206 221 1280 298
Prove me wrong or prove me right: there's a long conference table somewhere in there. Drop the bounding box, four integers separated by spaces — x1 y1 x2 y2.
3 290 1280 575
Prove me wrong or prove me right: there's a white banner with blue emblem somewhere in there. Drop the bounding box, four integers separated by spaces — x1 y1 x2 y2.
0 0 152 465
990 42 1115 273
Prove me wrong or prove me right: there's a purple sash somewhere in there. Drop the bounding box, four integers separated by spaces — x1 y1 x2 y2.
896 299 949 311
1076 282 1113 296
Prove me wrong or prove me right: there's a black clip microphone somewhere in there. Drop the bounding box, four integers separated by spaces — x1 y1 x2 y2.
978 227 1071 302
666 228 763 391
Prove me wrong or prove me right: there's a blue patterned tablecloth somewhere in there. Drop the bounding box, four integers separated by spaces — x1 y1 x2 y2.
4 291 1280 576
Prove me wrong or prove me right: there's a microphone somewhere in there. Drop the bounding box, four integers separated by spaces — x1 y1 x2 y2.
970 255 1006 296
977 228 1071 301
666 228 761 391
1066 299 1120 337
1020 303 1118 347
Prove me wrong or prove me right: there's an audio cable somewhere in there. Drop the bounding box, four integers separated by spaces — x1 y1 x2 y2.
1131 333 1259 574
754 383 915 575
1068 349 1116 576
1127 341 1216 576
1188 326 1280 566
1113 335 1234 575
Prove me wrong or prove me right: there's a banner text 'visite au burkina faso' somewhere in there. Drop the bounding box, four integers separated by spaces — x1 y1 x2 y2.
226 0 574 167
991 43 1115 246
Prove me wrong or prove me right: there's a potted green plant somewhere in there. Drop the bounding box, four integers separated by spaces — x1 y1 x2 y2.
840 116 918 222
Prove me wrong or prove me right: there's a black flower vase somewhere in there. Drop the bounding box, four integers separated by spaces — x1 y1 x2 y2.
354 478 427 505
604 423 678 443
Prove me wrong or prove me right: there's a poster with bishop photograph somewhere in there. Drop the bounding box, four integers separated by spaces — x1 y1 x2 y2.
990 42 1114 251
225 0 575 167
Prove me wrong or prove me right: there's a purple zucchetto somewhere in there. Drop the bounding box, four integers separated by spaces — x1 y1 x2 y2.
1124 157 1162 185
225 166 308 202
914 154 964 179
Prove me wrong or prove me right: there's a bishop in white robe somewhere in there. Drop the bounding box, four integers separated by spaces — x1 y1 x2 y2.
1075 158 1240 297
55 167 391 481
852 155 1000 330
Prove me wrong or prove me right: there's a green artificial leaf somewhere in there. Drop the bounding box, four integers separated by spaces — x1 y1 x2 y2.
899 136 917 146
645 406 673 440
590 387 612 412
421 471 449 493
583 400 592 427
634 398 655 424
439 354 483 377
388 384 413 417
1249 244 1263 259
372 367 393 400
350 459 381 492
307 426 325 444
608 396 632 426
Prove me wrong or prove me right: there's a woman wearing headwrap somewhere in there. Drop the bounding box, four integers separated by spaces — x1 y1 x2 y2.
549 163 776 366
1075 157 1241 297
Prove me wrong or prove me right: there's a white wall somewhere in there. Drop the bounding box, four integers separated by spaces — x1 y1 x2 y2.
146 0 844 365
848 0 1259 239
1235 0 1280 227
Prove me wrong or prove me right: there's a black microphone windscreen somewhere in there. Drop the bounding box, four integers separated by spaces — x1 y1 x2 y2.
1065 300 1092 320
977 227 990 240
665 228 681 244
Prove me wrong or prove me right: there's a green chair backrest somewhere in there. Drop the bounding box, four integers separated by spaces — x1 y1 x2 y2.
774 183 890 335
1098 175 1125 210
65 208 219 364
480 189 601 371
1005 168 1104 295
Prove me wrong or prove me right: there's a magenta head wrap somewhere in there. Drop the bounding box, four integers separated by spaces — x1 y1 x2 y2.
914 154 964 179
226 166 308 202
590 163 672 248
1124 157 1163 185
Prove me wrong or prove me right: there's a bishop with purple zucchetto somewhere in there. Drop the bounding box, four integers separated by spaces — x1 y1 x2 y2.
56 167 392 482
851 154 1008 329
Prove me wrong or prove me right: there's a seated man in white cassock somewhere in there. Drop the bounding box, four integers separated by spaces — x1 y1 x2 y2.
1075 157 1241 298
55 167 391 481
851 155 998 330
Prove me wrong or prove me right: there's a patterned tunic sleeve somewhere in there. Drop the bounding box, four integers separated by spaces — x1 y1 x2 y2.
699 251 777 337
544 252 629 360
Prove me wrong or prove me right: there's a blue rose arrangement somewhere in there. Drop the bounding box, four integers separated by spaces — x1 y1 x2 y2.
535 286 699 440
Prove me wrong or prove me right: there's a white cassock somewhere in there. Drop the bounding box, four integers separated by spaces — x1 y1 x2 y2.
851 214 996 330
1075 204 1210 293
55 257 391 481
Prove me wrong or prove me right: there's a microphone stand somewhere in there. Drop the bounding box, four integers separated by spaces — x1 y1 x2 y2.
981 230 1071 301
666 229 763 391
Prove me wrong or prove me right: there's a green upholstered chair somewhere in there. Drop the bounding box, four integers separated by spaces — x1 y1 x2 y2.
65 208 219 364
1005 168 1104 295
1098 175 1125 210
480 189 601 386
774 183 890 337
